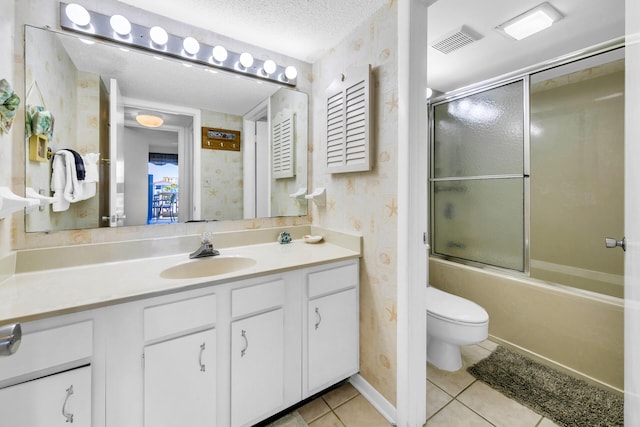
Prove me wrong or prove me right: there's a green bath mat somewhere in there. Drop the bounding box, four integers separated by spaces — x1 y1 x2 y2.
468 346 623 427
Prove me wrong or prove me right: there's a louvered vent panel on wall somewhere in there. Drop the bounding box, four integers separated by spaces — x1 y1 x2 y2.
325 64 373 173
272 113 295 179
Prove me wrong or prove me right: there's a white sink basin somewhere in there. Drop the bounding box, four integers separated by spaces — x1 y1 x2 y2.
160 256 257 279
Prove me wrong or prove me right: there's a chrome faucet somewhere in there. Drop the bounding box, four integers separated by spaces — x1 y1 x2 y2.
190 231 220 259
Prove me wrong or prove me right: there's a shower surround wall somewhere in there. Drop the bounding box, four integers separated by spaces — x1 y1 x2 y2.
311 2 400 404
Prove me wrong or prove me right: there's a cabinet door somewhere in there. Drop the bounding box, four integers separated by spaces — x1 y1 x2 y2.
144 328 216 427
231 308 284 427
308 288 359 393
0 365 91 426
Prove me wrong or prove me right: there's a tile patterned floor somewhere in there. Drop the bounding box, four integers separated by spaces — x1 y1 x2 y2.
270 340 562 427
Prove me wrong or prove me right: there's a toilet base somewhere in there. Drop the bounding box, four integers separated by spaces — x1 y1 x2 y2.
427 337 462 371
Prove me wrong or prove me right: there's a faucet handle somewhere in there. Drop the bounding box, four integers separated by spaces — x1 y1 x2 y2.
201 231 213 244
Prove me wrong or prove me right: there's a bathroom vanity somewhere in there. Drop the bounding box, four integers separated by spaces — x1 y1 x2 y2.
0 228 361 427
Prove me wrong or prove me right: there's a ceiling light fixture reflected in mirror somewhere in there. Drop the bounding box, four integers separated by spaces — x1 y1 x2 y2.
136 114 164 128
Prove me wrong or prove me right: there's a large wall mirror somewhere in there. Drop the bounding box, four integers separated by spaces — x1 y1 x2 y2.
24 25 308 233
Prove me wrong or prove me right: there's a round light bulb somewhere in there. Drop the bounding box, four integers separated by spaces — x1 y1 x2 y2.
183 37 200 55
239 52 254 68
65 3 91 27
110 15 131 36
263 59 277 75
212 45 228 62
149 26 168 46
284 65 298 80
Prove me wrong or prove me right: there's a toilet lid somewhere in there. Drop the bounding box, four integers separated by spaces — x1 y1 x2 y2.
426 286 488 324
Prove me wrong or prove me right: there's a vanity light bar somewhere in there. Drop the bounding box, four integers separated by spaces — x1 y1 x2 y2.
59 2 297 87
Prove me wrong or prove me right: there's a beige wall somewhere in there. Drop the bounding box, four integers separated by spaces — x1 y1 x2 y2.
430 258 624 393
311 2 399 404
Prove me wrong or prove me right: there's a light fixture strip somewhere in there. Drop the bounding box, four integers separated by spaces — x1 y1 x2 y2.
59 2 297 86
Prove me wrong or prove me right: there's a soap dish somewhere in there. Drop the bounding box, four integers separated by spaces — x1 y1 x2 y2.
303 235 323 244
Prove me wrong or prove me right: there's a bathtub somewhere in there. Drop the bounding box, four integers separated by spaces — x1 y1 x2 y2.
429 257 624 394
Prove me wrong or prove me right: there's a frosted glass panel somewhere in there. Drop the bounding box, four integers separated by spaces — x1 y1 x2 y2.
433 81 524 178
529 57 624 298
433 178 524 271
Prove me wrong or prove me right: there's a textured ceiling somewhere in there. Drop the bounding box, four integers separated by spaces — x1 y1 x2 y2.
117 0 389 63
428 0 624 93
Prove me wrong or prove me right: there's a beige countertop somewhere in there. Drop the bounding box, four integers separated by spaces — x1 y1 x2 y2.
0 228 361 325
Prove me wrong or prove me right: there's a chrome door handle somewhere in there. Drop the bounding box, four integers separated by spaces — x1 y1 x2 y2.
605 237 626 251
314 307 322 330
240 330 248 357
62 385 74 423
198 342 206 372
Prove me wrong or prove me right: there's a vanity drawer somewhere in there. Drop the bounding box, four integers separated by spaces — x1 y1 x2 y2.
0 320 92 384
232 279 285 318
144 294 217 341
308 262 359 299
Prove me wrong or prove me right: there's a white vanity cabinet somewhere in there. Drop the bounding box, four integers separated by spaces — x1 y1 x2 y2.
0 316 95 426
2 255 359 427
230 279 286 427
142 294 218 427
0 365 91 426
305 261 360 396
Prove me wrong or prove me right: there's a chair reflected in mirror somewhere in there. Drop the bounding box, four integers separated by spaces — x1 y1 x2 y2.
152 192 178 222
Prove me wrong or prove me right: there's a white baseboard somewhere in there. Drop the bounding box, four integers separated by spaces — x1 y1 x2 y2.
349 374 397 425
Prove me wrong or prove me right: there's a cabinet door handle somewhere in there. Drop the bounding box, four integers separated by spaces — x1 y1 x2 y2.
241 329 248 357
199 342 206 372
315 307 322 330
62 385 74 423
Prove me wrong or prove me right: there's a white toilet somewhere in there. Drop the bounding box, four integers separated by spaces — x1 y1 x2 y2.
426 286 489 371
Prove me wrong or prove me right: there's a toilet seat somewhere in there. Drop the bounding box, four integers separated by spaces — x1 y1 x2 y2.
427 286 488 325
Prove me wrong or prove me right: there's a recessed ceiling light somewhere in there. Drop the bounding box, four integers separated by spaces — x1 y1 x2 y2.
496 2 563 41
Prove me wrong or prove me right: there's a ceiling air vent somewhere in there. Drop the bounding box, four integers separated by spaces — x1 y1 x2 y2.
431 25 482 54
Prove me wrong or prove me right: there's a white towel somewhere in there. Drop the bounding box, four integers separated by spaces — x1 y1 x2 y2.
51 150 99 212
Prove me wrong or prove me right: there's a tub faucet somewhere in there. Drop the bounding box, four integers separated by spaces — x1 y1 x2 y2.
190 231 220 259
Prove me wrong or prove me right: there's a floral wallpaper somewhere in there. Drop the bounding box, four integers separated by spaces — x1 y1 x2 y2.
311 1 399 405
23 28 101 233
200 110 244 220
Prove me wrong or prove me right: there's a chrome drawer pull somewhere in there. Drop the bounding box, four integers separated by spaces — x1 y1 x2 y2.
199 342 206 372
62 385 74 423
241 330 248 357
